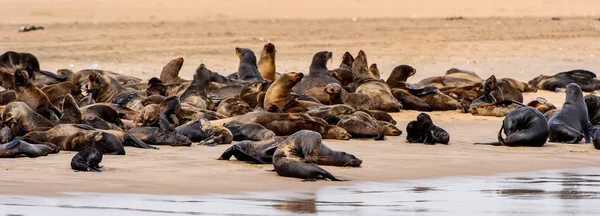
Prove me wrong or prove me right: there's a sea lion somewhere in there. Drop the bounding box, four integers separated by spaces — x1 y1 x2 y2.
197 125 233 146
40 81 82 107
141 94 167 106
58 94 84 124
78 94 95 107
469 100 526 117
0 126 14 143
386 65 417 88
235 47 264 82
352 50 402 112
159 57 188 85
440 83 482 103
584 94 600 126
390 87 431 111
233 111 351 140
264 72 308 113
13 69 61 122
219 137 362 167
548 83 591 143
71 147 103 172
469 75 525 116
273 130 345 181
50 130 126 155
526 97 557 114
328 52 355 91
497 107 549 147
127 98 192 146
336 111 384 140
528 70 599 92
377 121 402 136
240 81 265 108
369 63 381 80
292 51 341 94
2 102 55 136
179 64 214 110
146 77 186 97
68 69 142 89
395 82 463 112
406 113 450 145
0 90 16 105
257 43 277 81
318 83 373 109
87 71 144 111
223 121 276 141
216 97 253 117
444 68 483 82
134 104 161 127
0 139 57 158
80 104 125 130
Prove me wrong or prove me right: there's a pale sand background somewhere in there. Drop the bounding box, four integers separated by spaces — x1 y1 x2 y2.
0 1 600 195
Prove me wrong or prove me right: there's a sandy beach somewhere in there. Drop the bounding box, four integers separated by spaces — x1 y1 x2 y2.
0 1 600 196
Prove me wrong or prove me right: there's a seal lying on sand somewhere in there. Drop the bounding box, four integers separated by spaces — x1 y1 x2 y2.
406 113 450 145
498 107 549 147
0 139 59 158
223 121 276 141
71 147 103 172
273 130 346 181
2 102 55 136
528 70 600 92
548 83 591 143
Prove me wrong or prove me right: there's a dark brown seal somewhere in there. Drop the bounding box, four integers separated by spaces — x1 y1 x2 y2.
239 82 265 108
528 70 599 92
71 147 103 172
548 83 591 143
386 65 417 88
179 64 214 110
352 50 402 112
336 111 384 140
87 71 144 111
40 81 82 108
236 47 265 82
13 69 61 122
406 113 450 144
497 107 549 147
273 130 346 181
292 51 341 94
328 52 355 92
0 51 39 80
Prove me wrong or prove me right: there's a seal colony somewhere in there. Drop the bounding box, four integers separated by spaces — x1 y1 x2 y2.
0 45 599 182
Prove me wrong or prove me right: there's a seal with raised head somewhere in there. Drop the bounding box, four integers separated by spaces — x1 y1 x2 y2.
273 130 346 181
13 69 61 122
257 43 278 81
292 51 341 95
406 113 450 144
235 47 264 82
71 147 103 172
369 63 381 80
58 93 84 125
548 83 591 143
263 72 308 113
386 65 417 88
328 52 355 91
239 81 265 108
0 139 59 158
159 57 188 85
496 107 549 147
2 102 55 136
352 50 402 112
179 64 214 110
528 70 599 92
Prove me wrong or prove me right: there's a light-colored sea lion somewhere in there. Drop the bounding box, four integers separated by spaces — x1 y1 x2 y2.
548 83 591 143
336 111 384 140
134 104 161 127
352 51 402 112
159 57 188 85
68 69 142 89
40 81 82 108
498 107 549 147
417 75 480 89
179 64 214 110
273 130 346 181
264 72 308 113
319 83 373 109
528 70 599 92
2 102 55 136
236 47 264 82
50 130 126 155
257 43 277 81
197 125 233 146
292 51 341 94
377 121 402 136
216 97 253 117
71 147 103 172
0 139 58 158
13 69 61 122
406 113 450 145
328 52 355 92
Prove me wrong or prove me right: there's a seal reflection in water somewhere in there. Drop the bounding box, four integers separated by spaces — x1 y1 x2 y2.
548 83 591 143
498 107 549 147
71 147 103 172
406 113 450 145
273 130 346 181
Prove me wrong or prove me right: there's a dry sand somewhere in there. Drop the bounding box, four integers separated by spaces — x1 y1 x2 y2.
0 1 600 196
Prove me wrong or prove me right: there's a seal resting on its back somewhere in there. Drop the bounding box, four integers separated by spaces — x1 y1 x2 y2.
406 113 450 145
352 50 402 112
273 130 346 181
548 83 591 143
498 107 549 147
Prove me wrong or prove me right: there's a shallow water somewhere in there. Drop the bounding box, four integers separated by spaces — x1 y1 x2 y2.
1 168 600 216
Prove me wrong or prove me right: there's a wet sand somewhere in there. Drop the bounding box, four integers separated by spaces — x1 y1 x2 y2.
0 1 600 196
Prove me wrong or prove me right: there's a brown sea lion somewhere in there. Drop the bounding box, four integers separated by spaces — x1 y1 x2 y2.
377 121 402 136
257 43 277 81
440 83 482 103
146 77 185 97
397 82 463 112
406 113 450 145
444 68 483 82
328 52 355 92
68 69 142 89
336 111 384 140
134 104 161 127
58 94 84 124
469 100 526 117
179 64 214 110
0 139 58 158
469 75 525 116
528 70 599 92
13 70 61 122
233 111 351 140
320 83 373 109
369 63 381 80
544 109 560 120
223 121 276 141
127 98 191 146
40 81 82 108
80 104 125 130
159 57 188 85
386 65 417 88
273 130 346 181
197 125 233 146
240 82 265 108
264 72 308 113
390 87 431 111
2 102 55 136
71 147 103 172
417 75 479 89
548 83 590 143
50 130 126 155
526 97 557 114
352 51 402 112
87 71 144 111
235 47 264 82
216 97 253 117
0 90 16 105
292 51 341 94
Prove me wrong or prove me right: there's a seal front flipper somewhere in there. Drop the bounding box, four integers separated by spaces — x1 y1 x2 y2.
5 139 20 149
123 134 159 150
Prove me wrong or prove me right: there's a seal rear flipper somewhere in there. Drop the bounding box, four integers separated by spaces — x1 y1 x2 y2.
566 69 596 79
38 70 68 81
123 134 159 150
5 140 20 149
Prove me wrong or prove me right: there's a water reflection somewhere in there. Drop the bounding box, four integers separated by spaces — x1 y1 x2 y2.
1 168 599 216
